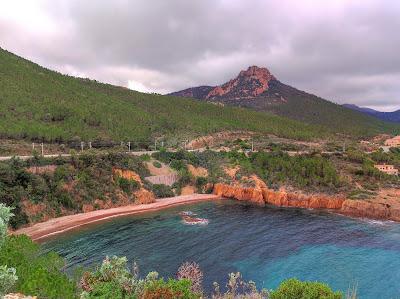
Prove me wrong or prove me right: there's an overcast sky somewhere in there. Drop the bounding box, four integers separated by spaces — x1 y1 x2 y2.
1 0 399 111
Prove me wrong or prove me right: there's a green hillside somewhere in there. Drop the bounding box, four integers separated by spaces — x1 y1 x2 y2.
1 48 397 145
0 48 329 144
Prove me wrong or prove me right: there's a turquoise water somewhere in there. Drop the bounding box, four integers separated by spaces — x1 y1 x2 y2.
42 200 400 298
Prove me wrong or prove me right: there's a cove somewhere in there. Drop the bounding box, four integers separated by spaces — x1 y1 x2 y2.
42 200 400 298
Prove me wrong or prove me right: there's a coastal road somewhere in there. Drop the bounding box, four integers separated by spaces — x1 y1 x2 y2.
0 151 159 161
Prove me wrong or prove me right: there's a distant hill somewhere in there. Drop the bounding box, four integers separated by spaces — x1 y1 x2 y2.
343 104 400 123
170 66 399 136
0 48 333 144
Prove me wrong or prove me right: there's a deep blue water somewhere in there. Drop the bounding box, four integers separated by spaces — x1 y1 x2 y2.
42 200 400 298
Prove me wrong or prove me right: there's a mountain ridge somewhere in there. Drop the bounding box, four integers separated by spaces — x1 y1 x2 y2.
343 104 400 123
170 66 400 135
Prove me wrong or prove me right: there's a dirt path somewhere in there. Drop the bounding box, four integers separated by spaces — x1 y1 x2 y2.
14 194 219 241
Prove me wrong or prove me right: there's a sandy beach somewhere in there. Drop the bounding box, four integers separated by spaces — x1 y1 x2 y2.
14 194 219 241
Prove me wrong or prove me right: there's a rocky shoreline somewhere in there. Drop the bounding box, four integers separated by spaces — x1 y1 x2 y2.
213 183 400 222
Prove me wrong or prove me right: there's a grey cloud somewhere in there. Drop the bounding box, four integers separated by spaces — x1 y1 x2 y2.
0 0 399 111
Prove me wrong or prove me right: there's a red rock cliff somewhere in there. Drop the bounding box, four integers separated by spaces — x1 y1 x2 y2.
214 183 344 210
206 66 275 99
213 183 400 222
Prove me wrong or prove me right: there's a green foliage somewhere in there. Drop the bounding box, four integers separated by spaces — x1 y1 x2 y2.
242 151 341 190
195 177 208 191
116 176 140 195
212 272 268 299
152 161 162 168
0 204 13 247
80 255 196 299
140 154 151 162
0 153 151 228
152 184 175 198
0 204 18 296
82 280 130 299
143 278 199 299
0 48 333 143
270 278 342 299
0 235 77 298
0 265 18 296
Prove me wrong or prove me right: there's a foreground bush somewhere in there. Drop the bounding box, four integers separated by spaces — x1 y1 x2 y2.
270 278 342 299
0 235 77 298
80 256 199 299
0 204 18 296
143 278 199 299
212 272 268 299
151 184 175 198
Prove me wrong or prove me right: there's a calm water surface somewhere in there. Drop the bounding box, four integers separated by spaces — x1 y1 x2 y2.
42 200 400 298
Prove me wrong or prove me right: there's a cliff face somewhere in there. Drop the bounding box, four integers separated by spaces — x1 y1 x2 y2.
214 183 344 210
206 66 275 100
261 188 345 210
340 200 400 221
213 183 400 222
213 183 265 205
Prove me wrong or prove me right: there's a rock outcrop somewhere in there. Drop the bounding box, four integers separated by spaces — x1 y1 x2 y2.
112 168 142 185
112 168 156 204
214 183 344 210
214 183 265 205
213 182 400 222
206 66 275 99
340 199 400 221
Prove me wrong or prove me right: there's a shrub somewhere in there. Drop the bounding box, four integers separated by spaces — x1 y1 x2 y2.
80 256 160 299
270 278 342 299
141 154 151 162
177 262 203 294
212 272 268 299
171 160 187 171
117 177 140 195
152 161 162 168
0 265 18 296
152 184 174 198
143 278 199 299
0 204 18 296
0 235 77 298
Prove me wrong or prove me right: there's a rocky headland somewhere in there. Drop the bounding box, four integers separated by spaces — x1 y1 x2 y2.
213 182 400 222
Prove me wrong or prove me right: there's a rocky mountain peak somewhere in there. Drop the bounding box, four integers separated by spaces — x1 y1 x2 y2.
206 65 276 99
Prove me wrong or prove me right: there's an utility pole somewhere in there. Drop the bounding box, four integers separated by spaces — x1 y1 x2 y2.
41 143 44 156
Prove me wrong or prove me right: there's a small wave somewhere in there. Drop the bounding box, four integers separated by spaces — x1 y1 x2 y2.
179 211 197 216
362 218 395 226
181 218 209 226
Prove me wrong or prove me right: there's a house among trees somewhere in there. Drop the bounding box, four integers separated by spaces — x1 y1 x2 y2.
374 164 399 175
384 136 400 147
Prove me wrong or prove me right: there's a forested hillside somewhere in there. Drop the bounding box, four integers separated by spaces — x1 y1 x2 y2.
0 48 328 144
